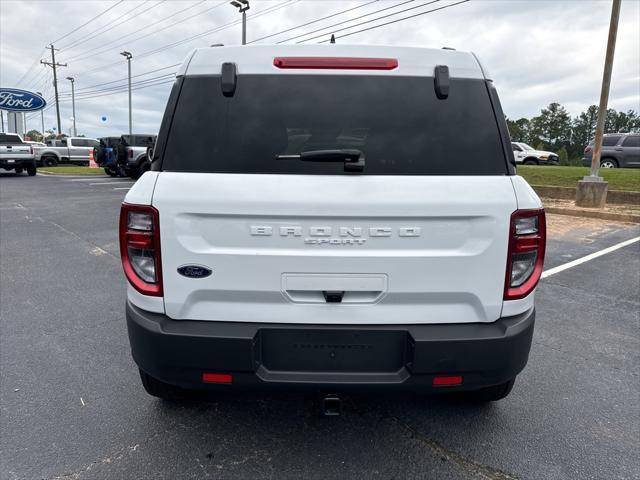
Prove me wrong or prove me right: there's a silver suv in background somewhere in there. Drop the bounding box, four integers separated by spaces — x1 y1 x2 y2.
582 133 640 168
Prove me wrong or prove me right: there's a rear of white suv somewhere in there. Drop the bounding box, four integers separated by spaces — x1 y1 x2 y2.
121 45 545 402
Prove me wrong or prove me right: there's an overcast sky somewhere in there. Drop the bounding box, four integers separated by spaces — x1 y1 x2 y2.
1 0 639 138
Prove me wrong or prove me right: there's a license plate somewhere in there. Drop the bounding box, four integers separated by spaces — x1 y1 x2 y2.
259 329 407 373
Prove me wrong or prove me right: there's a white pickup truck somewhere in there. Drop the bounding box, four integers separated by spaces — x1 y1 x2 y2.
35 136 100 167
121 45 546 409
0 133 36 176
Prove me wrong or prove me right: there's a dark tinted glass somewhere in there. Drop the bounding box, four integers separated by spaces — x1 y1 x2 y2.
0 134 24 145
602 135 622 146
124 135 156 147
622 135 640 147
162 75 508 175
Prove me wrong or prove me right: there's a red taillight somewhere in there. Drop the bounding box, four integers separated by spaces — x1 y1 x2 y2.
273 57 398 70
433 375 463 386
202 373 233 384
504 209 546 300
119 203 162 296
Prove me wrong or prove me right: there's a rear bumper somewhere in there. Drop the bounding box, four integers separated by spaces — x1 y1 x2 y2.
0 158 35 169
126 301 535 392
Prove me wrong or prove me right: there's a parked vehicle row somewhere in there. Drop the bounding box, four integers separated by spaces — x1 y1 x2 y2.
0 133 37 175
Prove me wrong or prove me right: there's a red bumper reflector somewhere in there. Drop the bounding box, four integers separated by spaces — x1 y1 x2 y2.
433 375 463 386
202 373 233 384
273 56 398 70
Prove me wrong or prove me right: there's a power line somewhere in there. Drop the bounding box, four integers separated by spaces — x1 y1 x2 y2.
70 64 180 92
59 73 176 97
58 78 175 102
136 0 297 59
317 0 469 42
50 1 125 45
248 0 379 44
296 0 437 44
59 0 156 51
280 0 418 45
64 0 212 62
15 49 47 86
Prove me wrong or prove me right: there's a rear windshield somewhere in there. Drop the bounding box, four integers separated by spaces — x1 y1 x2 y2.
0 134 24 145
161 75 508 175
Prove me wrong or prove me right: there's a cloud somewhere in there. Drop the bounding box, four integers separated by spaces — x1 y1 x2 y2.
1 0 638 137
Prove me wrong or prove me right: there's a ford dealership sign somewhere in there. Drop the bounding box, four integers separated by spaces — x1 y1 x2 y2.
0 88 46 112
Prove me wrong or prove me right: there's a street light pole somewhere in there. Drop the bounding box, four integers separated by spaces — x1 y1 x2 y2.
66 77 76 136
230 1 250 45
120 51 133 137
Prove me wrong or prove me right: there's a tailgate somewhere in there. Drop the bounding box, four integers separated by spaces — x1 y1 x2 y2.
154 173 516 325
0 145 32 158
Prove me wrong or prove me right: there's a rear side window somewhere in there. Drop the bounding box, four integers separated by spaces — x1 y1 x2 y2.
0 134 23 145
622 135 640 147
161 75 509 175
602 135 622 146
124 135 156 147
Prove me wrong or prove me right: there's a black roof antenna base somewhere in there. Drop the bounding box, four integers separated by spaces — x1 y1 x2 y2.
330 34 336 44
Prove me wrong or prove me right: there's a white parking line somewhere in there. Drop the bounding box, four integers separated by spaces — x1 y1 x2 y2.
542 236 640 279
88 182 136 186
113 187 131 191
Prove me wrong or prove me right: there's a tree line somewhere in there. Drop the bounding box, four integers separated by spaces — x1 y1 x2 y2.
507 103 640 165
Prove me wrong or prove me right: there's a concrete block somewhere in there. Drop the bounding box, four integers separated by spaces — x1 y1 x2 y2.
575 178 608 208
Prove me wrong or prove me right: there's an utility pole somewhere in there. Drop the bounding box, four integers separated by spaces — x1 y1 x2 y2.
36 91 45 140
120 51 133 137
0 111 4 133
66 77 76 136
230 1 250 45
40 45 66 135
575 0 621 208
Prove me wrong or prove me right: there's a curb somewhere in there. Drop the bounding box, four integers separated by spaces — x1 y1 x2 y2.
532 185 640 205
545 206 640 224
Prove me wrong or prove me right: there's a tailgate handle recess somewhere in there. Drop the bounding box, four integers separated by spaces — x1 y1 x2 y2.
322 291 344 303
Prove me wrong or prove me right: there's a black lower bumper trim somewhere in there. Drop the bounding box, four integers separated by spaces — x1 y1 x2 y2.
126 301 535 392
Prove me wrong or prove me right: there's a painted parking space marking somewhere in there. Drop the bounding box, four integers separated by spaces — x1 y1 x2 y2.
88 181 136 186
542 236 640 279
113 187 131 191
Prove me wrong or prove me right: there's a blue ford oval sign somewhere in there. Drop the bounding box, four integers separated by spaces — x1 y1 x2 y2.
0 88 46 112
177 265 212 279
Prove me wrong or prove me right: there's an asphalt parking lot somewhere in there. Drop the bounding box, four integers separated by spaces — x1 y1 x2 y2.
1 172 639 480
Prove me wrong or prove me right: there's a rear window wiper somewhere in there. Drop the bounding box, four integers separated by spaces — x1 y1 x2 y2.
276 149 365 173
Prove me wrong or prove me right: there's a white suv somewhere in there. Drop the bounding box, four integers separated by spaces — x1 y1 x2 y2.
120 45 545 404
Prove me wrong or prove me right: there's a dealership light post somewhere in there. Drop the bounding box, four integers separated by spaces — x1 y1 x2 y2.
36 91 45 140
230 0 249 45
575 0 621 208
66 77 76 136
120 51 133 137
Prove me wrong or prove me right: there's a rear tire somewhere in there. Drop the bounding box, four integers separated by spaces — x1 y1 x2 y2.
600 158 618 168
139 368 190 400
27 165 37 176
455 378 516 403
42 156 58 167
523 159 538 165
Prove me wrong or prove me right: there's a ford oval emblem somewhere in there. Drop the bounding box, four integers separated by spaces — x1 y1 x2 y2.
177 264 212 278
0 88 47 112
